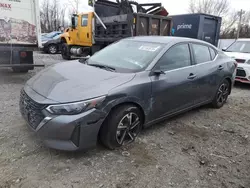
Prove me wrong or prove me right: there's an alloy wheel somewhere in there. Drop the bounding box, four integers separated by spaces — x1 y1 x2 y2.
116 112 141 145
49 45 57 54
216 83 229 105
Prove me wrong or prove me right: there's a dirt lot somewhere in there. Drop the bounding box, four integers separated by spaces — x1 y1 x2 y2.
0 52 249 188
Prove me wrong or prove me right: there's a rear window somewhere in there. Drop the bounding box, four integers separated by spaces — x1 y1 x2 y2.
192 44 211 64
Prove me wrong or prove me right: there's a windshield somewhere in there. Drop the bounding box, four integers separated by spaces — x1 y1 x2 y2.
226 41 250 53
88 40 164 72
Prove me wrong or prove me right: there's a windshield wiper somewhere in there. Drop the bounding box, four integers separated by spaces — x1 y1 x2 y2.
88 64 116 72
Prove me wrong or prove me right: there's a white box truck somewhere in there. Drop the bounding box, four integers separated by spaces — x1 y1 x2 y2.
0 0 43 72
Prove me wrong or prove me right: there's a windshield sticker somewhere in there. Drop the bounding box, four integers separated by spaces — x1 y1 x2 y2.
139 46 160 52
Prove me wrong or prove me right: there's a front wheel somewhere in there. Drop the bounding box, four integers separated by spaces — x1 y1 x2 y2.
100 105 143 149
61 43 71 60
212 79 230 108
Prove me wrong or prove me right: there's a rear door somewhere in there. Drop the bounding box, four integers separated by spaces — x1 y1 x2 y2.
190 43 221 104
150 43 197 120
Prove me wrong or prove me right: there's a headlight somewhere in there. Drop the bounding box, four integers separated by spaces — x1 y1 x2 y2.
247 60 250 64
46 96 106 115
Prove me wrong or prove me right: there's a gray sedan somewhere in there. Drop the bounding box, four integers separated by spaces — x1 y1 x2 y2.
19 36 237 151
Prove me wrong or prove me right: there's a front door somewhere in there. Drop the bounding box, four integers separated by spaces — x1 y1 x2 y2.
78 14 92 47
150 43 197 120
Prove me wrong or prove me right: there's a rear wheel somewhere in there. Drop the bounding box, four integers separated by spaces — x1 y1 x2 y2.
100 105 143 149
212 79 230 108
61 43 71 60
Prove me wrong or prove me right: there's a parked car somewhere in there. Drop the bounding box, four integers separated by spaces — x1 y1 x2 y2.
19 36 236 151
218 39 236 50
223 38 250 84
41 33 48 36
42 34 62 54
41 31 61 45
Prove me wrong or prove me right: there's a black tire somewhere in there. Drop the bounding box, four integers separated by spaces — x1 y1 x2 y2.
12 67 29 73
48 44 58 54
61 43 71 60
212 79 230 108
99 105 143 149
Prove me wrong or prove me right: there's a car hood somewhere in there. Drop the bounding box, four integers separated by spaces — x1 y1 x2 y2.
26 61 135 103
224 52 250 60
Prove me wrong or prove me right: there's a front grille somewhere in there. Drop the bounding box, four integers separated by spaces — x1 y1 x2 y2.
19 89 47 130
236 69 246 77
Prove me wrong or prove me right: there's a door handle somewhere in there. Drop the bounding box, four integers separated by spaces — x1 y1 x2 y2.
87 33 89 38
218 65 224 70
187 73 197 79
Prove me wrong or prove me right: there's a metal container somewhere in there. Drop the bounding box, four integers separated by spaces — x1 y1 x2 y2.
170 13 222 46
95 13 172 44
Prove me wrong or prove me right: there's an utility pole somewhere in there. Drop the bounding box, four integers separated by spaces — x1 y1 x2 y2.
236 9 245 39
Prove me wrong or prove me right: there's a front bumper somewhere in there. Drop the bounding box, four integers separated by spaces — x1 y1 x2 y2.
20 89 106 151
235 64 250 84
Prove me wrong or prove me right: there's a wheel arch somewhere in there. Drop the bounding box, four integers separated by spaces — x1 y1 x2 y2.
107 101 146 124
48 43 58 47
100 98 147 132
61 37 68 44
225 77 232 94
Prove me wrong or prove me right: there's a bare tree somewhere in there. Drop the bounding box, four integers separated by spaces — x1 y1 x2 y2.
189 0 230 16
40 0 68 32
220 11 238 37
188 0 239 38
68 0 81 13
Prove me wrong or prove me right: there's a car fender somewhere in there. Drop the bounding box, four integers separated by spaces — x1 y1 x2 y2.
211 76 233 98
102 95 148 121
61 32 73 45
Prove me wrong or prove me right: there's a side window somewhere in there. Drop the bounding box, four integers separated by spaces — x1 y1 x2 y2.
209 47 217 60
75 16 78 27
81 15 88 27
155 44 191 71
192 44 211 64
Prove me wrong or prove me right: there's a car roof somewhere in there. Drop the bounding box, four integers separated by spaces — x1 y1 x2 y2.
125 36 213 46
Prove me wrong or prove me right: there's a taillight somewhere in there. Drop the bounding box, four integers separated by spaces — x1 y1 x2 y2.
20 51 27 58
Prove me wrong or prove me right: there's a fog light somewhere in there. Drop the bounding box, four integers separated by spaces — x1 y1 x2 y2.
71 125 80 147
20 51 27 58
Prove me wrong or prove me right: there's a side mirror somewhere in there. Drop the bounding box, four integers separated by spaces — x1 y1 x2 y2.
79 55 90 63
71 16 76 29
222 47 227 52
152 70 165 76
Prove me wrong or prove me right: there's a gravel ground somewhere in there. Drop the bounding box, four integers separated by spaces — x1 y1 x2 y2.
0 52 249 188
